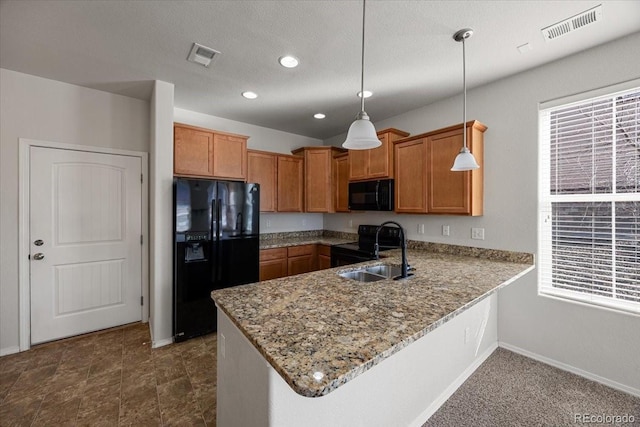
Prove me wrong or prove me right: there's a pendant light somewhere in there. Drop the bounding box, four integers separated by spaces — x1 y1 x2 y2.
451 28 480 171
342 0 380 150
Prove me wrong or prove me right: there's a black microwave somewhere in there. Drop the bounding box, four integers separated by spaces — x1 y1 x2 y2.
348 179 394 211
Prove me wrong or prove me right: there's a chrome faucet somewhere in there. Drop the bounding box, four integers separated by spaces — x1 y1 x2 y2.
374 221 413 280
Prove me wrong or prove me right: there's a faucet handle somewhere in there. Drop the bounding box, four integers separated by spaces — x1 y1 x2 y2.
374 243 380 259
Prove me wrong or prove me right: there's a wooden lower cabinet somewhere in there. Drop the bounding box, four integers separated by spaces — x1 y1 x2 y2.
259 244 332 281
287 245 315 276
259 248 288 281
317 244 332 270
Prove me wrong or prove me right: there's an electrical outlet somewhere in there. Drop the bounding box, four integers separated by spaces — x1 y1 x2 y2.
302 219 307 226
266 220 271 228
348 219 353 228
471 227 485 240
442 225 450 236
220 333 226 359
418 224 425 234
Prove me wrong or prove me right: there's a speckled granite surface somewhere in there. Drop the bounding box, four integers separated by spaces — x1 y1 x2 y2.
260 236 354 249
259 230 357 249
212 248 534 398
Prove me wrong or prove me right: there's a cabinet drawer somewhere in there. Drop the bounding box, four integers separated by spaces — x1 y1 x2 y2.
287 245 314 257
260 247 287 261
317 244 331 257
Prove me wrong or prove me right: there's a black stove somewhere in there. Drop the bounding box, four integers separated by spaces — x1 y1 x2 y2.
331 224 403 267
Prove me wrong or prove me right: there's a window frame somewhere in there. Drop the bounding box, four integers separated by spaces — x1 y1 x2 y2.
538 80 640 315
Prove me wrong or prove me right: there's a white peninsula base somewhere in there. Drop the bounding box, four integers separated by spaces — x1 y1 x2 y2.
217 292 499 427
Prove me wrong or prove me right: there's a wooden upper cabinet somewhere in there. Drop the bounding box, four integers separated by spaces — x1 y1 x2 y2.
277 155 304 212
394 121 485 216
333 152 350 212
394 138 428 213
427 122 485 215
212 132 247 180
349 128 409 181
174 123 248 180
247 150 277 212
293 146 346 213
174 126 214 177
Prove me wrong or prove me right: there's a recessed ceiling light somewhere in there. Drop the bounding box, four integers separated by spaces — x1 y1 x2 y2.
357 90 373 98
242 91 258 99
314 113 326 119
279 55 299 68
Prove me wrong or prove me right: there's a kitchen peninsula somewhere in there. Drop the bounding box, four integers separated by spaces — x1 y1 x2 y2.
212 245 534 427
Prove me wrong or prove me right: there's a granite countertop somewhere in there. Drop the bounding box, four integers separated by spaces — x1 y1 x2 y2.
212 248 534 398
259 236 354 249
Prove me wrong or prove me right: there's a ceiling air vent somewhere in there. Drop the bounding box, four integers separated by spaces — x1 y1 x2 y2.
541 4 603 41
187 43 220 67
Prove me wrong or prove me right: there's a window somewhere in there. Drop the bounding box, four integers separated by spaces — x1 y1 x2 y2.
539 84 639 314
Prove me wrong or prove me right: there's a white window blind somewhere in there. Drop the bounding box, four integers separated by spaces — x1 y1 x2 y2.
539 85 640 314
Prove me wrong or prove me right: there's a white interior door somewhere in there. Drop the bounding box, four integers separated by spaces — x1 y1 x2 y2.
30 146 142 344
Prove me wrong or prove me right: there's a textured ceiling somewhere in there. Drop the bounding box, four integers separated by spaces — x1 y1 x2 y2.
1 0 639 140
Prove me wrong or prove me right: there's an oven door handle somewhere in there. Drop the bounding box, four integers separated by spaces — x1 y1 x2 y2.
375 181 380 210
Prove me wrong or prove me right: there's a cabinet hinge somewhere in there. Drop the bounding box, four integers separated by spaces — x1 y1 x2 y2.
140 235 143 245
141 174 143 183
140 296 144 306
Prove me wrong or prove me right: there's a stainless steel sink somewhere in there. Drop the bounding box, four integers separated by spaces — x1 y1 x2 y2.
338 270 387 282
364 264 402 278
338 264 405 283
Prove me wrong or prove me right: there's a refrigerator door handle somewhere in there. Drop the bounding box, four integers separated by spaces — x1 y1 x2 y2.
216 199 223 281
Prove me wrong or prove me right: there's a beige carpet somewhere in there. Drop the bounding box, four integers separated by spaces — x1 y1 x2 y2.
424 347 639 426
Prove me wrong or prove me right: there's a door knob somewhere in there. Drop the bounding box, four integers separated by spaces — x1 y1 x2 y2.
33 253 45 260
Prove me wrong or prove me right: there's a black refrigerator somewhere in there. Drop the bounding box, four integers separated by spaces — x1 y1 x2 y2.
173 178 260 342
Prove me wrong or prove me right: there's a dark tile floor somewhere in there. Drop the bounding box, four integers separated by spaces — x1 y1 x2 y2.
0 323 217 426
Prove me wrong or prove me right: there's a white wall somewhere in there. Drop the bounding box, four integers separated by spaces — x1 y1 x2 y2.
173 108 324 233
324 32 640 392
149 80 175 347
0 69 150 354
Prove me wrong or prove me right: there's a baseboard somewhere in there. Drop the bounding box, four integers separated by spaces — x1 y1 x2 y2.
498 342 640 398
0 346 21 357
409 342 499 427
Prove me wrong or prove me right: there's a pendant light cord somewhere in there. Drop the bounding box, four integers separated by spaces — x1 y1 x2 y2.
462 35 467 150
360 0 366 113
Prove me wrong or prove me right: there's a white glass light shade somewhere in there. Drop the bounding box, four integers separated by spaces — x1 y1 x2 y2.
451 147 479 171
342 114 380 150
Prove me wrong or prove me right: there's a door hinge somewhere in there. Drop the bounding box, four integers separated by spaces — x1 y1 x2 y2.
141 174 143 183
140 296 144 306
140 235 143 245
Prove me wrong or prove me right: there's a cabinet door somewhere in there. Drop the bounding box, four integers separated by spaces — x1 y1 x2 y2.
304 149 332 212
288 255 314 276
259 248 287 281
317 244 332 270
174 126 214 176
348 149 369 181
367 134 390 178
427 129 469 214
333 154 350 212
277 156 304 212
259 258 288 281
248 151 277 212
427 125 483 215
212 133 247 180
394 138 427 213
